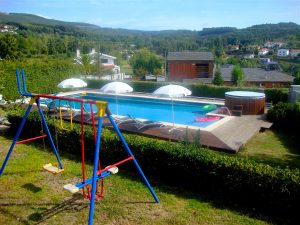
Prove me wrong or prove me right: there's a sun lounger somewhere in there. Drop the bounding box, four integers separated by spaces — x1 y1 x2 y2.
134 119 164 131
113 115 136 125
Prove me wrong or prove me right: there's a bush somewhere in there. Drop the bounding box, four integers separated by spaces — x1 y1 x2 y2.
6 108 300 222
264 88 288 104
267 102 300 131
212 67 224 86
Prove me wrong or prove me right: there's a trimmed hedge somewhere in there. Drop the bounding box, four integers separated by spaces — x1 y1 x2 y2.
6 108 300 222
0 59 288 104
0 59 82 100
87 79 288 104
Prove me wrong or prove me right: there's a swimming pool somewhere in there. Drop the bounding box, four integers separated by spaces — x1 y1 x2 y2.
47 92 223 128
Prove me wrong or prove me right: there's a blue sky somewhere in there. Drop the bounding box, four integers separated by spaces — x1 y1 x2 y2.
1 0 299 30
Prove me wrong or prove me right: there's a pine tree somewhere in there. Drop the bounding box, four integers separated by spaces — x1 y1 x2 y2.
212 67 224 86
231 65 245 86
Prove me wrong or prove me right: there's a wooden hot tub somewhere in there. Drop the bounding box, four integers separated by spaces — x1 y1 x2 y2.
225 91 265 115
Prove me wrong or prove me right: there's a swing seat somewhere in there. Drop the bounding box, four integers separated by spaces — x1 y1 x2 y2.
63 184 80 193
106 166 119 174
43 163 64 174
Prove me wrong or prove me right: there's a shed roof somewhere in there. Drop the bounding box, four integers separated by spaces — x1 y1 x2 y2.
167 51 214 61
220 64 294 83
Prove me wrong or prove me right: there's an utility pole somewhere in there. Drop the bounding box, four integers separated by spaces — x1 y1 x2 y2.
164 50 167 80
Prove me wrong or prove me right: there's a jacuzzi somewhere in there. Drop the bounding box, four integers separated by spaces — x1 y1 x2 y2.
225 91 265 115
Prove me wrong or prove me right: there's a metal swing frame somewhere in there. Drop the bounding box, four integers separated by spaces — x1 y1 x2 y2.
0 68 160 225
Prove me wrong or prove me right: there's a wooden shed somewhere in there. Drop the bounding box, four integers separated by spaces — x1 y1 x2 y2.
167 52 214 81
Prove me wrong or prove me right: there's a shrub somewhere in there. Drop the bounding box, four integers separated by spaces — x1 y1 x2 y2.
212 67 224 86
231 65 245 86
267 102 300 131
6 108 300 222
264 88 288 104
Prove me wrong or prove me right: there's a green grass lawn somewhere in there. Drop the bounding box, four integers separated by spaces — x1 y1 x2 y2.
0 135 271 225
238 129 300 169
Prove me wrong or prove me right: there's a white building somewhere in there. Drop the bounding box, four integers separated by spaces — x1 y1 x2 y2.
75 49 120 74
244 54 255 59
258 48 269 56
259 58 271 64
290 49 300 57
277 49 289 57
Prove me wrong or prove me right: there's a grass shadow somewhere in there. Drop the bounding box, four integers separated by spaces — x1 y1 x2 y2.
272 128 299 154
22 183 42 193
239 128 300 169
27 193 88 224
118 170 293 225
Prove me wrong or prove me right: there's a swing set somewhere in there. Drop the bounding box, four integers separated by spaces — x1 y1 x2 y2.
0 69 160 225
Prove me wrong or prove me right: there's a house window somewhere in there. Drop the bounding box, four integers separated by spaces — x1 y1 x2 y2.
101 59 108 63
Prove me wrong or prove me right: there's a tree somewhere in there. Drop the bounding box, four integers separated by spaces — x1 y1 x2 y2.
129 48 162 78
212 67 224 86
91 53 112 78
293 71 300 85
0 34 19 59
231 65 245 86
75 54 94 75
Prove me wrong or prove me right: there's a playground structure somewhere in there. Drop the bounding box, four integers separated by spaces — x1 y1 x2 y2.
0 69 160 225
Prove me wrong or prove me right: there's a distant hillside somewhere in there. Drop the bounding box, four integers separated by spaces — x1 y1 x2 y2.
0 12 300 57
1 12 298 39
0 12 99 29
198 27 237 36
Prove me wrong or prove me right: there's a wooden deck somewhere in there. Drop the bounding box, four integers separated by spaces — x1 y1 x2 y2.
68 113 272 153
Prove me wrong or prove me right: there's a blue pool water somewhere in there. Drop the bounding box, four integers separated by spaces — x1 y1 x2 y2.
45 93 222 128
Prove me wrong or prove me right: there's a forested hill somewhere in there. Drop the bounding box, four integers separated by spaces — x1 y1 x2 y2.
0 12 99 30
0 12 300 55
1 12 299 36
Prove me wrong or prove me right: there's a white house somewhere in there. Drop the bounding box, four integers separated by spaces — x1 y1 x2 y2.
244 54 255 59
258 48 269 56
290 49 300 57
259 58 271 64
75 49 120 74
264 41 283 48
277 49 289 57
264 42 276 48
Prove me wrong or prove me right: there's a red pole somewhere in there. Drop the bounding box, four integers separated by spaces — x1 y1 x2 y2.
90 103 97 144
80 102 89 197
97 156 134 175
90 103 103 197
16 134 47 144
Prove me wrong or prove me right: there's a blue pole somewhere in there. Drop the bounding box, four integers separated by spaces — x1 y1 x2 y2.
88 116 103 225
0 103 33 176
21 68 31 95
106 110 160 203
15 69 24 96
36 99 63 169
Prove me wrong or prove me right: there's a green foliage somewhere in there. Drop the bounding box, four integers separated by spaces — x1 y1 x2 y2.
267 102 300 133
77 54 93 75
0 59 83 100
6 109 300 222
129 48 162 78
1 13 300 60
231 65 245 86
212 67 224 86
293 75 300 85
0 34 20 59
264 88 288 104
